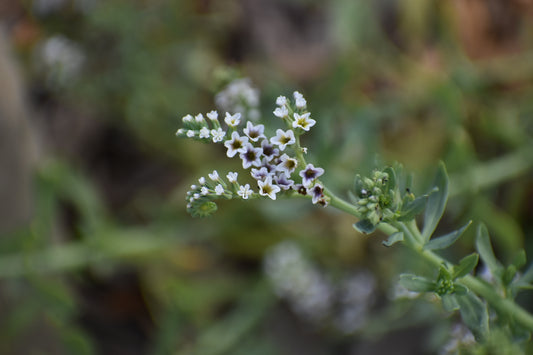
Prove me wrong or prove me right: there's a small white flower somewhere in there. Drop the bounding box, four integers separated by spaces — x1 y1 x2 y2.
206 110 218 121
224 131 249 158
299 163 325 187
270 129 296 151
238 184 253 199
277 154 298 175
190 184 197 190
195 113 205 123
224 112 241 127
293 91 306 108
275 173 294 190
260 139 279 162
198 177 206 184
199 127 211 139
243 121 265 142
273 106 289 118
186 130 195 138
292 112 316 131
227 172 238 183
182 114 193 123
193 193 200 199
215 184 224 195
176 128 186 135
240 143 263 169
208 170 220 181
258 176 281 200
301 147 308 154
211 128 226 142
276 96 287 106
201 186 209 195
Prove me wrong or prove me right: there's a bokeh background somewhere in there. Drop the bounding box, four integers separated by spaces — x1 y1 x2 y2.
1 0 533 354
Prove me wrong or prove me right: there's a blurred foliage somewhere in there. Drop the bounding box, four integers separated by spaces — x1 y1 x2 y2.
1 0 533 354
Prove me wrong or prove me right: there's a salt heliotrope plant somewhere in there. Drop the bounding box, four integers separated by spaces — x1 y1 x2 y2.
177 88 533 351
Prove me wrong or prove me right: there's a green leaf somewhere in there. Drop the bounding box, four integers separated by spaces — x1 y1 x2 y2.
453 253 479 279
398 195 427 221
423 221 472 251
422 162 449 243
456 292 489 340
382 232 403 247
442 294 460 312
475 223 503 276
398 274 436 293
383 166 397 191
353 219 377 234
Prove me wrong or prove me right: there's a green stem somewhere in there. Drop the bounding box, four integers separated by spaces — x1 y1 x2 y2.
325 188 533 333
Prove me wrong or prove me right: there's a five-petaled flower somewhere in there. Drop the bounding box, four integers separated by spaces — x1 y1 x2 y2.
243 121 265 142
238 184 253 199
224 112 241 127
277 154 298 176
293 112 316 131
211 128 226 142
270 129 296 151
240 143 263 169
300 163 324 187
224 132 249 158
258 176 281 200
227 172 238 183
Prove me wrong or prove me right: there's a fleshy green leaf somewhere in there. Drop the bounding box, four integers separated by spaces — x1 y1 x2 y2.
475 223 503 276
453 253 479 279
422 162 449 243
456 292 489 340
399 274 436 293
398 195 427 221
353 219 377 234
442 294 460 312
503 265 517 286
423 221 472 251
382 232 403 247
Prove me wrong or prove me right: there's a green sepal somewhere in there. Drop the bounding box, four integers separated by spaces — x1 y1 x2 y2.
397 195 427 222
453 253 479 279
475 223 503 276
442 294 460 312
422 162 449 243
456 292 490 340
423 221 472 251
382 232 403 247
353 219 378 234
399 274 436 293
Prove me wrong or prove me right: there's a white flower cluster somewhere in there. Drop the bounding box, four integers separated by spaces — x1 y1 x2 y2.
264 241 376 332
178 90 328 217
215 78 261 121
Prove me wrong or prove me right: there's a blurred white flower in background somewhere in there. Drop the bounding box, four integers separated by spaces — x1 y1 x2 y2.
215 78 261 121
35 35 85 88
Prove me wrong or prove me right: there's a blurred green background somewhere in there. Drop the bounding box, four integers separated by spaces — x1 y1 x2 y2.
1 0 533 354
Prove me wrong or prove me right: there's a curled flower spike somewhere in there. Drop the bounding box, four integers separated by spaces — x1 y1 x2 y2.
271 129 296 151
178 86 328 217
